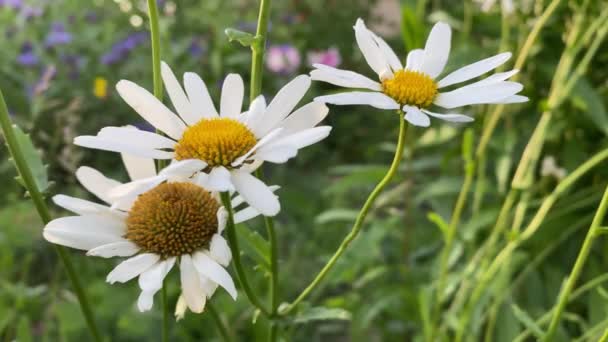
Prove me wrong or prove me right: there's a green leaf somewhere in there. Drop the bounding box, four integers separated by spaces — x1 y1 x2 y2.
511 304 545 339
16 316 32 342
571 78 608 136
225 28 256 47
427 212 449 240
400 5 424 51
293 306 352 324
10 125 49 193
235 224 270 271
315 209 359 224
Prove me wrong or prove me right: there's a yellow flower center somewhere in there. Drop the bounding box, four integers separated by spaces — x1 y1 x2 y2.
125 182 220 258
174 118 258 168
381 70 438 108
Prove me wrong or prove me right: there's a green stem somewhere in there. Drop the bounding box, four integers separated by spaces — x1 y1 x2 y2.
220 192 271 316
161 279 169 342
250 0 272 101
598 328 608 342
265 216 279 314
281 115 409 315
0 90 101 342
543 185 608 341
207 301 233 342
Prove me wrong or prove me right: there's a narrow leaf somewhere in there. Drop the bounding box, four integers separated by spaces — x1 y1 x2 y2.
511 304 545 339
293 306 352 324
225 28 256 47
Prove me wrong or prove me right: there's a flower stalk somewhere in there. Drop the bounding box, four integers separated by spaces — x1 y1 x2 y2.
542 185 608 341
281 113 409 315
0 90 101 342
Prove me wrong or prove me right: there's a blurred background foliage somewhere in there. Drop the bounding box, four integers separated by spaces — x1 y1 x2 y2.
1 0 608 341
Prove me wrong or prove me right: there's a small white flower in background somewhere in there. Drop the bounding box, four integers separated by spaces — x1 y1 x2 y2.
43 156 277 317
312 19 528 127
476 0 515 14
74 62 331 216
541 155 567 180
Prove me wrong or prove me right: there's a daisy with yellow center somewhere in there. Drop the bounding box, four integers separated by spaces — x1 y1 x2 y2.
312 19 528 127
74 62 331 216
43 155 276 317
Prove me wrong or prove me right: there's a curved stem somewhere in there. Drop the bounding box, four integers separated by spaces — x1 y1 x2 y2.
543 185 608 341
281 115 409 315
0 90 101 342
220 192 271 316
208 301 233 342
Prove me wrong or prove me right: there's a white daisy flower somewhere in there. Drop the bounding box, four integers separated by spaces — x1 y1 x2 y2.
74 62 331 216
43 155 276 315
312 19 528 127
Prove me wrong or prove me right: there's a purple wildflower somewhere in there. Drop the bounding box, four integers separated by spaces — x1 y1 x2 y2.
266 44 301 75
101 32 148 65
0 0 22 9
17 42 38 66
19 5 42 20
61 54 84 79
45 23 72 47
307 47 342 68
188 38 205 59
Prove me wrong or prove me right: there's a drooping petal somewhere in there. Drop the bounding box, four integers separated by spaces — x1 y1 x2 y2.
242 95 267 128
52 195 116 216
249 75 311 137
310 64 381 91
86 241 140 258
192 252 237 300
97 126 176 149
116 80 186 139
209 235 232 267
137 257 175 312
403 105 430 127
434 81 523 109
180 255 205 313
405 49 424 71
420 22 451 78
121 153 157 181
277 102 329 136
74 136 175 160
43 215 126 250
220 74 244 119
230 170 280 216
205 167 234 192
458 69 519 88
487 94 529 104
161 62 201 125
315 91 399 110
232 127 284 166
158 159 207 178
106 253 160 284
421 109 474 123
353 18 390 76
437 52 512 88
184 72 219 118
370 31 403 71
76 166 122 204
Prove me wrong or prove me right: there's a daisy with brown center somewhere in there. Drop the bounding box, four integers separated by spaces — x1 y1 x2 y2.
43 155 276 316
312 19 528 127
74 62 331 216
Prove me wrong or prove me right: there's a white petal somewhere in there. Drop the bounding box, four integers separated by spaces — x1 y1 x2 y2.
249 75 311 137
370 31 403 71
97 126 176 149
116 80 187 139
159 159 207 178
403 105 430 127
180 255 205 313
106 253 160 284
184 72 219 118
232 127 284 167
268 126 332 150
137 257 175 312
434 81 523 109
52 195 115 216
44 215 125 250
161 62 201 125
277 102 329 136
405 49 424 71
230 171 280 216
488 94 529 104
76 166 122 204
216 207 228 234
310 65 381 91
205 167 234 192
234 206 261 224
421 109 474 123
192 252 237 300
420 22 451 78
220 74 244 119
254 145 298 163
209 235 232 267
107 175 165 204
242 95 267 127
121 154 157 181
354 18 389 76
314 92 399 110
74 136 175 160
437 52 512 88
231 185 279 209
86 241 140 258
461 69 520 88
